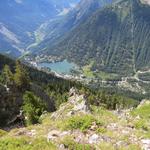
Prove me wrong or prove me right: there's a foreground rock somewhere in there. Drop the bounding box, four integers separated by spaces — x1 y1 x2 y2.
141 139 150 150
51 87 90 120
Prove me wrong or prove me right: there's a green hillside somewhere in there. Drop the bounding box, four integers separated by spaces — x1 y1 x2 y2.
0 54 139 128
44 0 150 76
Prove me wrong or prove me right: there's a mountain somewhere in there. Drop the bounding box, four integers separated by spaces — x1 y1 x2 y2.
0 0 79 57
30 0 113 52
42 0 150 76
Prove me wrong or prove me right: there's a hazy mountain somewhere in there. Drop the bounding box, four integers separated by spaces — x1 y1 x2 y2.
0 0 79 57
43 0 150 75
30 0 112 52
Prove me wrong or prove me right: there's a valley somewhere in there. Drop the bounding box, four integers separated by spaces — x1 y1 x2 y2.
25 53 150 99
0 0 150 149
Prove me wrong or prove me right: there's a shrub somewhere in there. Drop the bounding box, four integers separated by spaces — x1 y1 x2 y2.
23 91 47 125
63 115 103 132
96 127 107 134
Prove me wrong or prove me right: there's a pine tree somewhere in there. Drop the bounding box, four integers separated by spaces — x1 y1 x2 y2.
2 65 14 87
23 91 46 125
14 60 30 90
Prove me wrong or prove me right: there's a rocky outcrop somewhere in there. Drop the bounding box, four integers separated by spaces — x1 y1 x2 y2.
51 87 90 120
2 88 150 150
141 139 150 150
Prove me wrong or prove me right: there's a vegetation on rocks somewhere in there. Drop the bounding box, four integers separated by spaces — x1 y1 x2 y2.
61 115 103 132
0 137 56 150
0 91 149 150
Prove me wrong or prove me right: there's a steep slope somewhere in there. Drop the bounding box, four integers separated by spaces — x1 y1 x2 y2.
30 0 113 52
43 0 150 76
0 90 149 150
0 54 84 127
0 0 79 57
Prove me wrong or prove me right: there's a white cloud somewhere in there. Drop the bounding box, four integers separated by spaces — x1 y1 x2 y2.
14 0 23 4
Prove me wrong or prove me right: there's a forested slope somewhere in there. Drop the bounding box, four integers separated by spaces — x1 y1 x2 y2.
44 0 150 75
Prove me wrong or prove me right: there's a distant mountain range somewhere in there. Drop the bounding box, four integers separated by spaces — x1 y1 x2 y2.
29 0 112 52
0 0 79 57
0 0 150 76
38 0 150 75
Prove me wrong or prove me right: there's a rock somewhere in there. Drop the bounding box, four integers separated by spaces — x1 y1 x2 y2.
90 122 98 131
47 130 70 142
14 128 36 137
14 129 27 136
72 130 88 143
107 123 118 130
27 129 36 137
116 141 125 147
135 115 141 120
127 123 135 129
73 95 90 113
88 134 100 144
67 110 75 116
51 88 90 120
141 139 150 150
69 87 78 97
59 144 65 150
47 130 61 142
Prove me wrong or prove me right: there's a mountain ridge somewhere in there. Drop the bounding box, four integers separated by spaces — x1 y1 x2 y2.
0 0 79 57
40 0 150 76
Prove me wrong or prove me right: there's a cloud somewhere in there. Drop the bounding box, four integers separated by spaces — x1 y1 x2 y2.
15 0 23 4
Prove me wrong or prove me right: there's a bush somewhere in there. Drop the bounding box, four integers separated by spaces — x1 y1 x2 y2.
96 127 107 134
23 91 47 125
64 115 103 132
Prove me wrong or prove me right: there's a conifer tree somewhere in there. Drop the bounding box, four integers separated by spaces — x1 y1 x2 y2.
14 60 30 90
2 65 14 87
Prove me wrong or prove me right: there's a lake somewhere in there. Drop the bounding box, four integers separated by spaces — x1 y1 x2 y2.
38 60 77 74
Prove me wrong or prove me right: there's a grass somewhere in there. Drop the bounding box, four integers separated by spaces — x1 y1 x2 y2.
95 71 118 80
131 103 150 132
0 137 56 150
131 103 150 119
82 60 119 80
82 61 95 78
119 144 141 150
1 100 149 150
91 106 118 125
96 127 107 134
99 142 115 150
0 129 7 137
134 119 149 130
